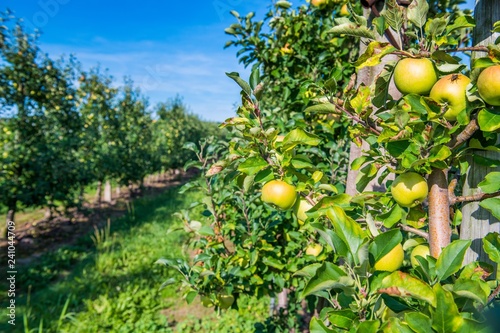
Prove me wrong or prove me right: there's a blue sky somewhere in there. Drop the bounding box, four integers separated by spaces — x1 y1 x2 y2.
3 0 476 122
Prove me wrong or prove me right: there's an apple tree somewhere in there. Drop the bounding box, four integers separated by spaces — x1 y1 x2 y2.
156 0 500 331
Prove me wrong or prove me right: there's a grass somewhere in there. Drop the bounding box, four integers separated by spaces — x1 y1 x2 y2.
0 182 271 333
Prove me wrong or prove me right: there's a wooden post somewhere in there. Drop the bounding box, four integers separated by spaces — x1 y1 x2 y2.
345 3 400 195
103 180 112 203
460 0 500 267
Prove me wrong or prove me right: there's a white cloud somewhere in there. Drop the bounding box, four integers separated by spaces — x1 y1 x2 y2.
42 37 251 122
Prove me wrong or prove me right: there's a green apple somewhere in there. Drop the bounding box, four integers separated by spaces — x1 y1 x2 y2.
373 244 404 272
393 58 438 95
294 198 313 224
391 172 428 208
477 65 500 106
261 180 297 210
430 74 471 121
217 293 235 309
201 295 214 308
410 244 430 268
305 243 323 256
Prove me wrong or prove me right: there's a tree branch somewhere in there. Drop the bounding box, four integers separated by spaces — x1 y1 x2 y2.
397 223 429 240
333 101 381 136
447 118 479 150
428 168 451 258
450 191 500 205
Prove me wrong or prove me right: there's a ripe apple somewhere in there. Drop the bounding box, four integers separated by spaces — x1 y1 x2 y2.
477 65 500 106
391 172 428 208
305 243 323 256
429 73 471 121
373 243 404 272
261 180 297 210
339 4 349 16
294 198 313 224
410 244 430 268
217 293 235 309
311 0 327 7
393 58 438 95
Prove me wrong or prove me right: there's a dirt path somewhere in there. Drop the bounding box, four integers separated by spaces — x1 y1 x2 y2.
0 171 195 264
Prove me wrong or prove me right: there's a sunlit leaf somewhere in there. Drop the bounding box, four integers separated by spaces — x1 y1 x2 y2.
435 239 471 281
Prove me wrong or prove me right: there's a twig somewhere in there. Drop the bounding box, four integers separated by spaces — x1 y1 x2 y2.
448 179 458 198
488 284 500 304
447 118 479 150
397 223 429 240
333 101 381 136
450 191 500 205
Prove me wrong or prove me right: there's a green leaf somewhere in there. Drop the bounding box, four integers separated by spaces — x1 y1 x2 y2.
378 205 404 228
382 0 404 32
198 225 215 236
301 262 353 298
291 155 314 169
378 271 436 306
304 103 337 114
225 72 252 97
480 198 500 220
326 206 367 263
262 257 285 270
483 232 500 265
428 145 452 162
404 312 433 333
293 263 322 279
328 309 356 330
431 284 463 333
249 66 260 91
328 23 376 40
445 16 475 34
372 64 394 108
311 222 350 258
379 317 414 333
310 317 336 333
355 42 396 69
435 239 471 281
356 320 380 333
407 0 429 28
478 106 500 132
452 278 489 305
369 229 403 263
478 172 500 193
237 156 268 175
283 128 321 151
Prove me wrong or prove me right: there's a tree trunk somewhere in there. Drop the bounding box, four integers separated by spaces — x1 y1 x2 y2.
460 0 500 267
103 180 112 203
428 168 451 258
95 180 102 205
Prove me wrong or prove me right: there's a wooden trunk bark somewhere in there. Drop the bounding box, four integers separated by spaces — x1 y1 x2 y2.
428 168 451 258
460 0 500 267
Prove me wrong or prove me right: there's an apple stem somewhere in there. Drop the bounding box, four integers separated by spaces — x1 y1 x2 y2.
428 168 452 258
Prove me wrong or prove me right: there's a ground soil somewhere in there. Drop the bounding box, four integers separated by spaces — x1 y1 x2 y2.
0 170 195 264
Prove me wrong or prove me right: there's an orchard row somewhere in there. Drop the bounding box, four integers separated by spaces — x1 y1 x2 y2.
0 13 220 227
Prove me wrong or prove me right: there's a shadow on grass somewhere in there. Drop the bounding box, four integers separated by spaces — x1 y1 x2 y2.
0 185 193 333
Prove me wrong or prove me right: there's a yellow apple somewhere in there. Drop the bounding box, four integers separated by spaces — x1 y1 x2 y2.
339 4 349 16
311 0 328 7
429 73 471 121
294 198 313 224
373 244 404 272
306 243 323 256
261 180 297 210
477 65 500 106
391 172 428 208
410 244 430 268
393 58 438 95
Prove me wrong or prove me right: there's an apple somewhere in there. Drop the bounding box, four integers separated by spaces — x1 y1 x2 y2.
294 198 313 224
305 243 323 256
373 243 404 272
393 58 437 95
410 244 430 268
391 172 428 208
217 293 235 309
429 73 471 121
311 0 327 7
201 295 214 308
477 65 500 106
339 4 349 16
261 180 297 210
